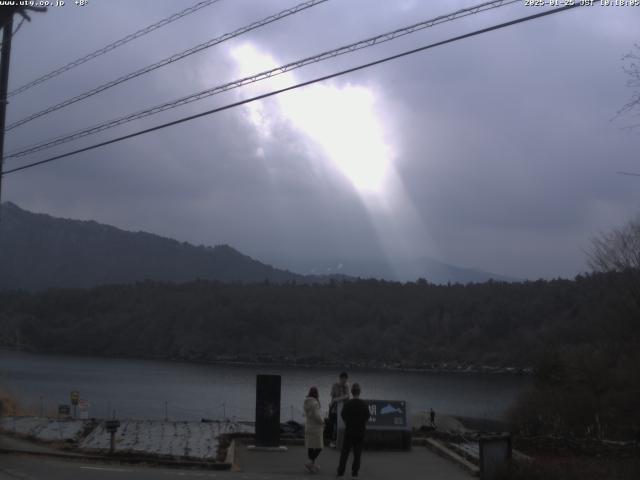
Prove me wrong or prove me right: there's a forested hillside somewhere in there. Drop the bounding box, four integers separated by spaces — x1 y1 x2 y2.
0 202 321 290
0 272 634 369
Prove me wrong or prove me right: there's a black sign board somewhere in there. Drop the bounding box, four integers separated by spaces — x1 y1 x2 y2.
366 400 407 428
105 419 121 433
255 374 281 447
58 404 71 415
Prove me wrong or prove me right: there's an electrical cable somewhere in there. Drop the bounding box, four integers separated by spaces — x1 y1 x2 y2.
1 3 583 177
4 0 329 131
7 0 223 98
5 0 517 159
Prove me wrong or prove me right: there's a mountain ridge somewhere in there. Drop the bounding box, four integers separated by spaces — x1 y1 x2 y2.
263 255 518 284
0 202 515 290
0 202 321 290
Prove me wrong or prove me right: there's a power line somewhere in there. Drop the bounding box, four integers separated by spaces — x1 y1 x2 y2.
4 0 329 132
1 3 583 177
617 171 640 177
5 0 518 160
7 0 223 98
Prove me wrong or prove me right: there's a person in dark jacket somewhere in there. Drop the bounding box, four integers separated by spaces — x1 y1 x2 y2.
336 383 370 478
328 371 350 447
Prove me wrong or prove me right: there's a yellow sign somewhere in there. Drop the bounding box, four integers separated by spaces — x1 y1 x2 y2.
70 391 79 404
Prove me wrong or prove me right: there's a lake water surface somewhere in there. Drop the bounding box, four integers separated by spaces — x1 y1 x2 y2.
0 350 530 422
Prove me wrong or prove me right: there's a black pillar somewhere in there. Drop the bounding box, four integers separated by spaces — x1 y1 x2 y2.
255 374 281 447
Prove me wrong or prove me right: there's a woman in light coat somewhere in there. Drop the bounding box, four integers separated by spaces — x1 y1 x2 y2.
303 386 324 473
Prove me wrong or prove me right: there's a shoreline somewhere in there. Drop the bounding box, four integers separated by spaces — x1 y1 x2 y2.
0 346 533 376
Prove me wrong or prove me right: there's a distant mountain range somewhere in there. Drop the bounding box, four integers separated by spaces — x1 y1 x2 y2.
265 257 518 284
0 202 515 291
0 202 324 291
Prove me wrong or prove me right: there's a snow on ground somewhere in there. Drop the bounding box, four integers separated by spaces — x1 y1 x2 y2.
79 419 254 460
0 416 86 442
1 416 254 460
456 441 479 461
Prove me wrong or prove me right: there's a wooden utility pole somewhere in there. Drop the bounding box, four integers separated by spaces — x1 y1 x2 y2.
0 6 46 221
0 12 14 216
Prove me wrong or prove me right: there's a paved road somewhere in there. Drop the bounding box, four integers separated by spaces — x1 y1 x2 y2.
0 454 257 480
0 444 473 480
236 443 472 480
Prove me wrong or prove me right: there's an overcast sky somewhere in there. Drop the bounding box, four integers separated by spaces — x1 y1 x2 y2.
2 0 639 279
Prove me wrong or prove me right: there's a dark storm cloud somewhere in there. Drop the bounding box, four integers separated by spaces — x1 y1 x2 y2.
2 0 639 279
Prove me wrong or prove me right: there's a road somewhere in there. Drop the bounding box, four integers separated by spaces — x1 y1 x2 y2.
1 446 474 480
236 444 473 480
0 454 271 480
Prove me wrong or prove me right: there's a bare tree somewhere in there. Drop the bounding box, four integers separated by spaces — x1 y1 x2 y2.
588 217 640 272
588 217 640 325
617 43 640 130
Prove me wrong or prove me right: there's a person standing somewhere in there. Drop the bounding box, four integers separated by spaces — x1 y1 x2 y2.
329 371 350 447
336 383 370 478
303 386 324 473
430 408 436 428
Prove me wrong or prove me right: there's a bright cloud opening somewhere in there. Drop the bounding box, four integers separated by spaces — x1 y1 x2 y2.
230 44 392 193
229 43 439 266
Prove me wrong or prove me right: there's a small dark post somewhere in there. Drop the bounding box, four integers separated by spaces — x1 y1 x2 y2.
70 391 79 418
255 374 281 447
105 419 120 454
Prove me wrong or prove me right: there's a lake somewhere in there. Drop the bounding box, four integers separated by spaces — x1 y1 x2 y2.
0 350 530 422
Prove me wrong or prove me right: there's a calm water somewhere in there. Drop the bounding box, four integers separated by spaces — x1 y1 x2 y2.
0 350 530 421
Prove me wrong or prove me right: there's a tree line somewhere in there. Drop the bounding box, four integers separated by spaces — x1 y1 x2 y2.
0 272 634 371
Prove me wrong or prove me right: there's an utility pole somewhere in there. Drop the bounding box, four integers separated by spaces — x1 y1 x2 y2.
0 12 14 216
0 6 46 221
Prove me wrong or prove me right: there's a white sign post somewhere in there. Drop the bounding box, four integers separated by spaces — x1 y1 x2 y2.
78 399 89 420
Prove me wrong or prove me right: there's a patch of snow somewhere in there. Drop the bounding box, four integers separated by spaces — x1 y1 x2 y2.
0 416 85 442
456 441 479 460
79 420 253 460
1 416 254 460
